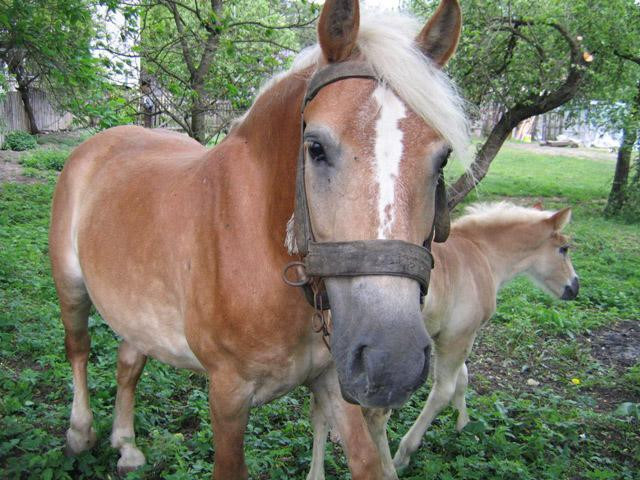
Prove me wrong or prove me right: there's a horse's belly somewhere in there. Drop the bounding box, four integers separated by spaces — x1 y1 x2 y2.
92 296 204 371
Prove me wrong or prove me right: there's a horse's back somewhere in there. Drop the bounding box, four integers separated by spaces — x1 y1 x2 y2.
50 126 204 280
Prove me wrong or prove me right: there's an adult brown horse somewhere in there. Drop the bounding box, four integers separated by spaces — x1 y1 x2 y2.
49 0 469 478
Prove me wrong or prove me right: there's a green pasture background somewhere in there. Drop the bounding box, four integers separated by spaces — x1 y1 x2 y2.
1 140 639 479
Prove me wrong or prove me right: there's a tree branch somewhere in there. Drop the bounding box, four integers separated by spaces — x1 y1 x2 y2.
447 17 591 209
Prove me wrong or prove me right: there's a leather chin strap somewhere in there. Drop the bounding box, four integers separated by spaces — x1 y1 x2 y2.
287 61 451 310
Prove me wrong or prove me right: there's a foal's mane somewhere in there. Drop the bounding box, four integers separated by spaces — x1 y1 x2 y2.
236 13 470 165
452 202 554 232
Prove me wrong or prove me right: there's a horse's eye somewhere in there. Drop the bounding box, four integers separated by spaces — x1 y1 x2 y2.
439 148 452 169
307 141 327 163
559 245 570 255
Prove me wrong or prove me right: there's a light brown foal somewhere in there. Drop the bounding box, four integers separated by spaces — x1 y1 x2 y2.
49 0 469 478
308 202 580 479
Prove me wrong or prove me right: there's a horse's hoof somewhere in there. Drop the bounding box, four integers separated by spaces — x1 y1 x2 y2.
65 426 97 456
117 445 146 475
456 416 470 432
392 448 411 472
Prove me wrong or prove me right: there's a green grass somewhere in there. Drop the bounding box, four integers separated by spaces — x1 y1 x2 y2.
448 143 615 204
20 148 71 172
1 141 638 479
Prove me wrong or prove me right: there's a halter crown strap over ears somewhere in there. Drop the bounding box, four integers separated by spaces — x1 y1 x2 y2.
303 61 377 111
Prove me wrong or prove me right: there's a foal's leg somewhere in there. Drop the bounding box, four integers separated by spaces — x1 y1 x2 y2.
393 340 468 470
59 294 97 455
307 404 396 480
307 393 329 480
111 341 147 474
363 408 397 480
452 363 470 431
209 375 251 480
309 368 384 480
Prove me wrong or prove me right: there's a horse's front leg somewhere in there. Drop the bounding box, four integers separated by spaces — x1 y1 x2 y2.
209 373 252 480
307 393 330 480
363 408 397 480
309 367 384 480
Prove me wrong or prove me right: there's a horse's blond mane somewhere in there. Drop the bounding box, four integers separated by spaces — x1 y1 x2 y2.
452 202 554 231
239 12 470 166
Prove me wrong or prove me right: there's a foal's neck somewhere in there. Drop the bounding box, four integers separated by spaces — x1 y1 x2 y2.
458 223 540 291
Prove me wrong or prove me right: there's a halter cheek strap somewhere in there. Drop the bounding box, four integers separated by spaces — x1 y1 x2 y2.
294 61 379 257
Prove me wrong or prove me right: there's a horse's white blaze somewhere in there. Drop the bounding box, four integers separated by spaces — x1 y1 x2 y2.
373 85 406 238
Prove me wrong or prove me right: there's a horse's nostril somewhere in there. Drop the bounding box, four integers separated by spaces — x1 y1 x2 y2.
348 344 366 378
561 277 579 301
572 276 580 296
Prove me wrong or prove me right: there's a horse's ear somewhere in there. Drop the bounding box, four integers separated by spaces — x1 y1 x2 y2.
548 207 572 231
317 0 360 63
415 0 462 67
532 201 544 210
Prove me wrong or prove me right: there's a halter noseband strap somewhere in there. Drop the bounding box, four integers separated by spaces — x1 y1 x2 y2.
288 61 449 310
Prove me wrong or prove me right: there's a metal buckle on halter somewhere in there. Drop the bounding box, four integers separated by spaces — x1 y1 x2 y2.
282 262 332 349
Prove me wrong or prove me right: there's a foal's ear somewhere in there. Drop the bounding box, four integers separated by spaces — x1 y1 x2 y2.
416 0 462 67
318 0 360 63
548 207 572 231
532 201 544 210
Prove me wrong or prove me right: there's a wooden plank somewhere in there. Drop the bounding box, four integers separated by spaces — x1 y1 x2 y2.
1 90 72 134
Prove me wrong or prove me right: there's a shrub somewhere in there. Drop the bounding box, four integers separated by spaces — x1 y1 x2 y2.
1 131 38 151
20 149 70 171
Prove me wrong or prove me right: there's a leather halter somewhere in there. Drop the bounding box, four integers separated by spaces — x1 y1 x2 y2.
285 61 450 310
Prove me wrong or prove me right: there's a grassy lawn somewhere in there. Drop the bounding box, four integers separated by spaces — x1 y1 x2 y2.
1 140 638 479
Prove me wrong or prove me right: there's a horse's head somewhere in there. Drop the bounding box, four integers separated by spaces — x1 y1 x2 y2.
526 207 580 300
297 0 468 408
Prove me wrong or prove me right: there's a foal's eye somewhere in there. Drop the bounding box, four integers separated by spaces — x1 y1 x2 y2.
559 245 570 255
307 141 327 163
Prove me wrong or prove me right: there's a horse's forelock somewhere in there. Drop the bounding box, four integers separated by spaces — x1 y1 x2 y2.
240 13 470 167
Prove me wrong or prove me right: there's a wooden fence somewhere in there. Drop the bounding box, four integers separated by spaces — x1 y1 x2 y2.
0 90 73 144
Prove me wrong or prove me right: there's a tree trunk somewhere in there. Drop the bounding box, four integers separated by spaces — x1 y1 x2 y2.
605 80 640 216
191 96 207 145
447 107 525 208
17 84 39 135
605 126 637 215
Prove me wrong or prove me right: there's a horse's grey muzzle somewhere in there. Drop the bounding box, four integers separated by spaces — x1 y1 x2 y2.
326 276 431 408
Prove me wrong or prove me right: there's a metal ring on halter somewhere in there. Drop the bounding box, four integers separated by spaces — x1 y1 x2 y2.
282 261 310 287
311 312 325 333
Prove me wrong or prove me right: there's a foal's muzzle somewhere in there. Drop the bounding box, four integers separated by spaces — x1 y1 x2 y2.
561 276 580 300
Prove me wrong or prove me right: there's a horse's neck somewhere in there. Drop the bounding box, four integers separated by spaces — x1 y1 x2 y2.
455 226 536 291
224 70 309 244
232 71 309 164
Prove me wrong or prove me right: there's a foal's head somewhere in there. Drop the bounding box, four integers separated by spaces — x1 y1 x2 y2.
298 0 469 407
526 206 580 300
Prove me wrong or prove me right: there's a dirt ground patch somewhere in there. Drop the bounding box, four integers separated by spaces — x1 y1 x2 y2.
590 320 640 368
0 150 39 184
469 321 640 412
